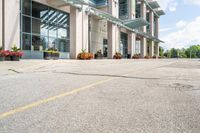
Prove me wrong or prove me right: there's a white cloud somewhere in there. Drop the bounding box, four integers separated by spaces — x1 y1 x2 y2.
184 0 200 5
176 20 187 28
157 0 179 12
159 27 172 32
161 16 200 49
168 2 178 12
157 0 173 11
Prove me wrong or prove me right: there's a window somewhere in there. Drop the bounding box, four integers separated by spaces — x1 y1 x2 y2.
22 0 31 15
20 0 70 52
22 16 31 33
22 34 31 50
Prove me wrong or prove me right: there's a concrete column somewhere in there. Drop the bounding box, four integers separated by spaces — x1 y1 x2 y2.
149 11 154 36
0 0 2 48
140 37 146 57
155 17 159 38
4 0 20 50
70 6 89 59
149 41 154 57
107 0 120 59
107 23 120 59
156 43 160 57
140 1 147 33
140 1 147 57
128 32 136 57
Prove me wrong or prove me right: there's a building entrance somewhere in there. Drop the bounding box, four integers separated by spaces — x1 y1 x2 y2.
120 32 128 58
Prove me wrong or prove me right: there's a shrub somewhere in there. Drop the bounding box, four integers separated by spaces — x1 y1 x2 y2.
113 52 122 59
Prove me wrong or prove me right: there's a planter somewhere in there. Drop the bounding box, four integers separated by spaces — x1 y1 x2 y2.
78 52 93 60
144 56 150 59
132 57 140 59
52 52 60 60
5 56 11 61
0 56 5 61
11 56 20 61
95 53 103 59
44 52 59 60
113 52 122 59
44 52 51 60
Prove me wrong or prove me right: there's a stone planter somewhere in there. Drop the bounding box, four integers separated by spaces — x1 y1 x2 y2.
0 56 5 61
52 52 59 60
44 52 59 60
95 53 103 59
5 56 11 61
11 56 20 61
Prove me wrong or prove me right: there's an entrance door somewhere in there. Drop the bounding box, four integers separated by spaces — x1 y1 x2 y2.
103 39 108 57
120 32 128 58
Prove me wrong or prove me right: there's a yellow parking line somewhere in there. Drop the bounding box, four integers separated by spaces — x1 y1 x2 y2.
0 77 116 120
0 67 152 120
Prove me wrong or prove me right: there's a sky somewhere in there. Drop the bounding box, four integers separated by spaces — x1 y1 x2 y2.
157 0 200 50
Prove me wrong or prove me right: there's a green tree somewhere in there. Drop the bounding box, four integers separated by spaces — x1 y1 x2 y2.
159 46 164 57
185 45 200 58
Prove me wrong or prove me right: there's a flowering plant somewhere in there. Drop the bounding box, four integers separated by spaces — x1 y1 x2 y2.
113 52 122 59
11 51 23 57
77 49 93 60
2 50 11 57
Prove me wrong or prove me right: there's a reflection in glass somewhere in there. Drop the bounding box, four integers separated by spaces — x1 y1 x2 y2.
22 16 31 33
56 39 68 52
22 0 31 15
32 1 48 19
58 27 67 39
32 18 48 36
32 35 47 51
22 34 31 50
21 0 70 52
49 37 57 48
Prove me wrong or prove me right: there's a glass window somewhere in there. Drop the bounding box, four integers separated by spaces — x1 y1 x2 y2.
32 18 48 36
22 16 31 33
32 35 47 51
22 0 31 15
32 1 48 19
40 36 48 50
49 24 57 38
49 37 57 48
58 26 67 39
48 8 57 23
20 0 70 53
56 39 68 52
22 34 31 50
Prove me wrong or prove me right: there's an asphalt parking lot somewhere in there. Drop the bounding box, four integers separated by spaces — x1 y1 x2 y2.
0 59 200 133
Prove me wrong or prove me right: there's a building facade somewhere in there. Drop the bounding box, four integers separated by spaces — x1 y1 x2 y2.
0 0 164 59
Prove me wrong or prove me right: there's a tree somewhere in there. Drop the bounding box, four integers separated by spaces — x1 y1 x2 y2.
159 46 164 57
185 45 200 58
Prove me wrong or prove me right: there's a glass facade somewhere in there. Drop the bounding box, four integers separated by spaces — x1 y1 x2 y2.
119 0 129 19
20 0 70 52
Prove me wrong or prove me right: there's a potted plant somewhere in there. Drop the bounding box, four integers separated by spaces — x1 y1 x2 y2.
44 47 60 60
10 45 23 61
0 51 5 61
4 50 11 61
132 54 140 59
153 55 157 59
144 56 150 59
77 49 93 60
113 52 122 59
95 50 103 59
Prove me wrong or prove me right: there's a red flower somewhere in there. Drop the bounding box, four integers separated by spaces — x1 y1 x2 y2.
11 51 23 57
1 50 11 57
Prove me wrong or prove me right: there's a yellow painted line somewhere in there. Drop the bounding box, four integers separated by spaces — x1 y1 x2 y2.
0 66 157 120
0 77 116 120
